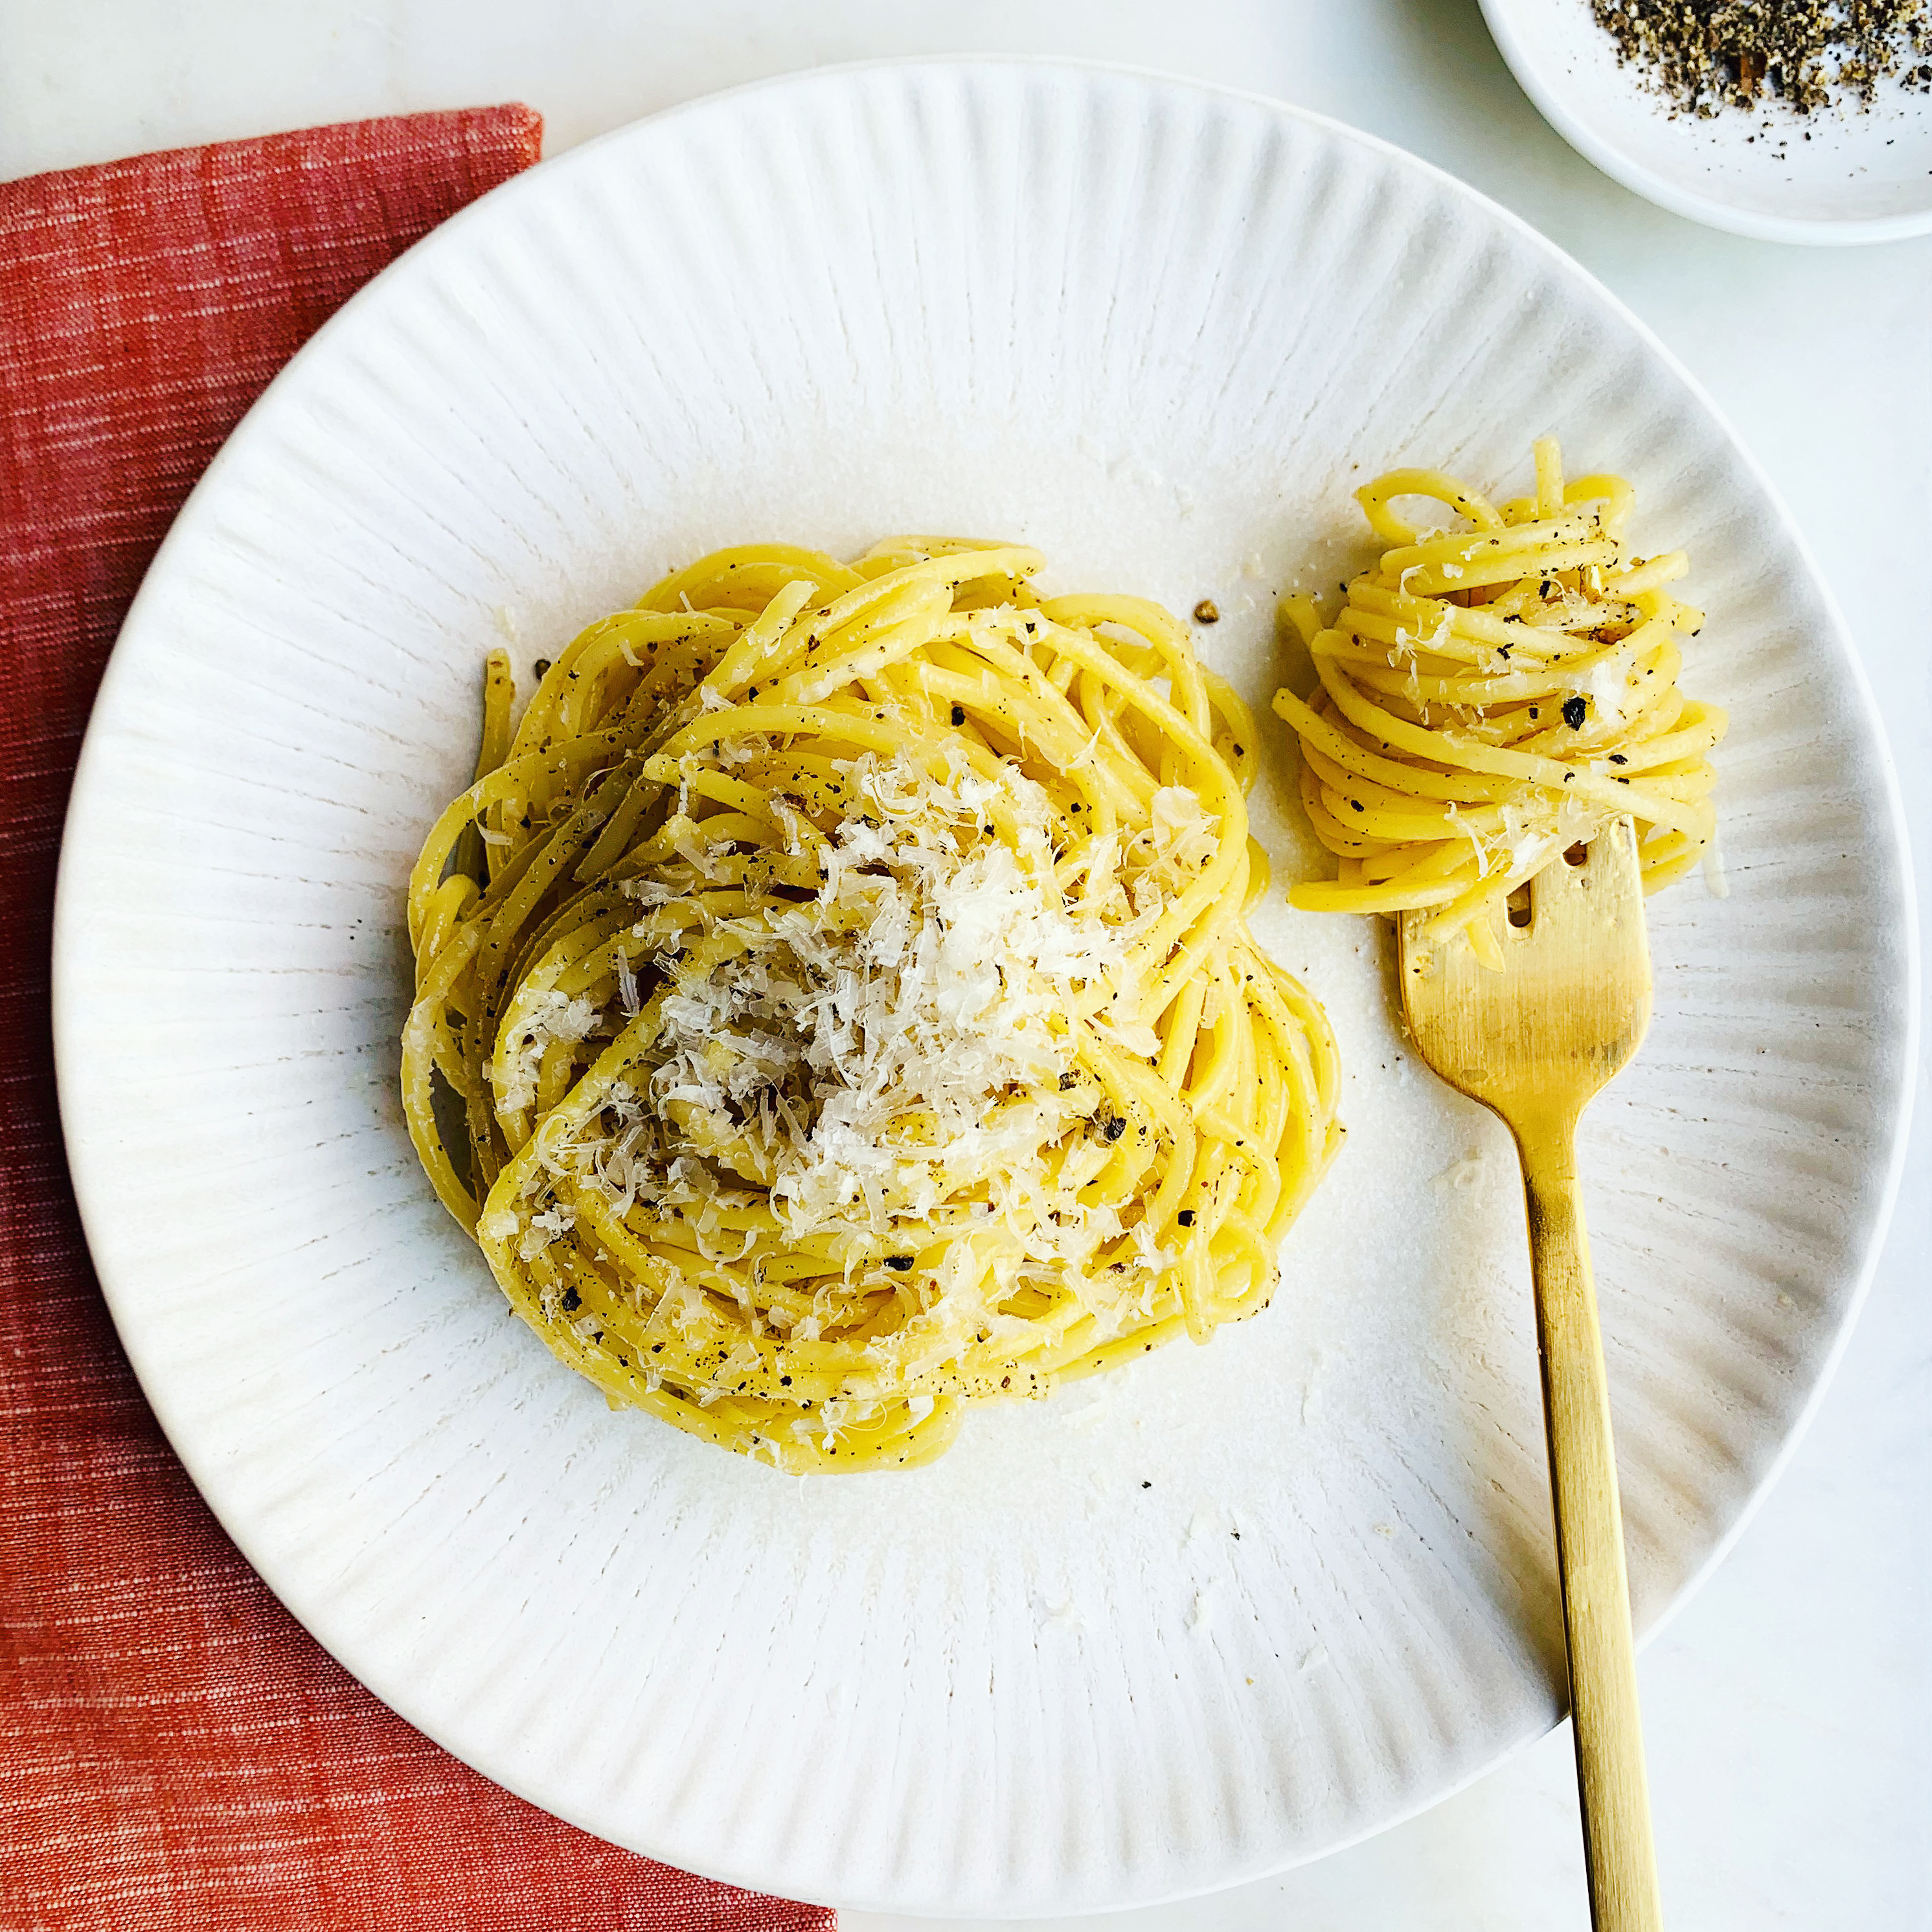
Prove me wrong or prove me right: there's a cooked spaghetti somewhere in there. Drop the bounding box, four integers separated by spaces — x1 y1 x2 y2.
1273 439 1725 968
403 540 1342 1472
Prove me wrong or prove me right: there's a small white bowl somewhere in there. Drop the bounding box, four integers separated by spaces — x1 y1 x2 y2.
1482 0 1932 244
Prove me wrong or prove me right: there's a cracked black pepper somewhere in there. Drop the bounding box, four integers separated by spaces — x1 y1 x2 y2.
1591 0 1932 116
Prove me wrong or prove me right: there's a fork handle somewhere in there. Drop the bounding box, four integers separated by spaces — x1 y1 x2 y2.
1516 1124 1663 1932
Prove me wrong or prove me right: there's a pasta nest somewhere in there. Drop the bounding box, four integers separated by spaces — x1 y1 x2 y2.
404 538 1342 1471
1273 439 1726 968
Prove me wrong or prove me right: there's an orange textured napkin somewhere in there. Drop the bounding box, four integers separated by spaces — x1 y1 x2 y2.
0 110 835 1932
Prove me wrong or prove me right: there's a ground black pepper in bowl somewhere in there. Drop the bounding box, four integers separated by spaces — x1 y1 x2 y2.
1591 0 1932 117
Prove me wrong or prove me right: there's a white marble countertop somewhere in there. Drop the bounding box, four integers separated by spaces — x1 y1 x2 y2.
5 3 1925 1926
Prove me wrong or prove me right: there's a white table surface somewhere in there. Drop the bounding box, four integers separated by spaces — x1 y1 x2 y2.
5 3 1925 1927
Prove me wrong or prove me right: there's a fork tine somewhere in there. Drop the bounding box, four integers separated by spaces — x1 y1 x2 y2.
1397 817 1652 1128
1516 821 1648 942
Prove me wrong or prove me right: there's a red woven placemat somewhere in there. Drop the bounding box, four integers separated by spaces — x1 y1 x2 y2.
0 109 835 1932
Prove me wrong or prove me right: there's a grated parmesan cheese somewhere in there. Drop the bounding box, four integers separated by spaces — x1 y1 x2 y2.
534 747 1223 1342
494 990 602 1117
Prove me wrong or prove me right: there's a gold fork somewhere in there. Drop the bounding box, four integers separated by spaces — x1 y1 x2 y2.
1398 816 1662 1932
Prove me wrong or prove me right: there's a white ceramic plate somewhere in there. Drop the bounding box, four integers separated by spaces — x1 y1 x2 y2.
54 61 1915 1916
1483 0 1932 244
